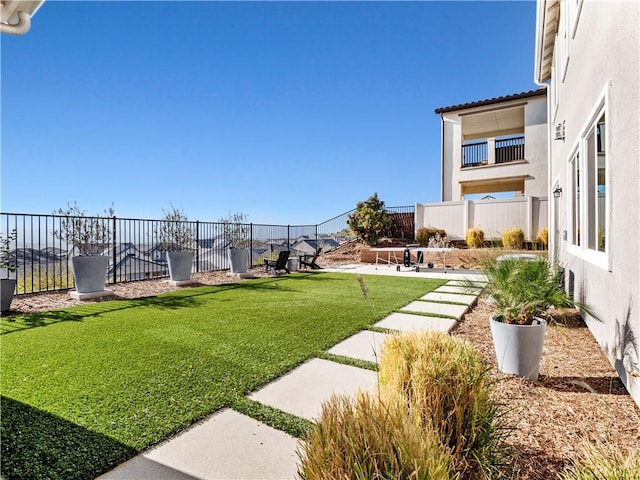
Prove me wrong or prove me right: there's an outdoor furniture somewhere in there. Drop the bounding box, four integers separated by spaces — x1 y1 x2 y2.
265 250 290 275
299 248 322 270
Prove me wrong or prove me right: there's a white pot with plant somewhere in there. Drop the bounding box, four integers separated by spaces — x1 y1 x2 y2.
220 212 250 274
1 229 18 313
54 202 113 296
157 205 194 283
481 256 595 380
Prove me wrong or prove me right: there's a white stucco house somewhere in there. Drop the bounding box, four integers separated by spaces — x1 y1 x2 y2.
535 0 640 406
415 90 549 242
435 88 548 202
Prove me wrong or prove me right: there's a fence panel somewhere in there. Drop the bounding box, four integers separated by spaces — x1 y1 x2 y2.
1 205 414 295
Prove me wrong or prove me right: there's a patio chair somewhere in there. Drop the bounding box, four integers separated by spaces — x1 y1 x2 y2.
264 250 290 275
299 248 322 270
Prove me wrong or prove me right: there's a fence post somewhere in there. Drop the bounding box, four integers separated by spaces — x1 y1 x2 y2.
315 224 318 251
196 220 200 273
250 223 253 265
287 225 290 249
112 216 117 284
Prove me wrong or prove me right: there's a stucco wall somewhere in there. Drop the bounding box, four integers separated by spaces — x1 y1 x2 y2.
548 0 640 403
441 95 548 201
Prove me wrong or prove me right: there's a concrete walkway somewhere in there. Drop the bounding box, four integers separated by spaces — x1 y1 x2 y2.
99 267 483 480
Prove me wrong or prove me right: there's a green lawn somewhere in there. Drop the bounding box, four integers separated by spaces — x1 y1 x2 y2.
1 272 444 480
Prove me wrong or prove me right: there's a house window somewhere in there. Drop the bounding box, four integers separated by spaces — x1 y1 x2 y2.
566 87 609 269
590 113 606 252
570 151 580 246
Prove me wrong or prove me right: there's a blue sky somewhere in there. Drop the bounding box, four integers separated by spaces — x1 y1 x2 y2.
1 1 538 225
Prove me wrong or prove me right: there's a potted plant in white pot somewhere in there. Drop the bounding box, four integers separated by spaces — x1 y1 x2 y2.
220 212 250 275
53 202 114 298
157 205 194 284
481 256 595 380
1 229 18 313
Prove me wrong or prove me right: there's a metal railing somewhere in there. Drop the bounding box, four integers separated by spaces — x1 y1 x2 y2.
462 141 488 167
1 206 415 294
495 135 525 163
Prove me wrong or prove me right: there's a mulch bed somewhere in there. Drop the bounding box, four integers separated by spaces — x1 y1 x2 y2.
453 297 640 479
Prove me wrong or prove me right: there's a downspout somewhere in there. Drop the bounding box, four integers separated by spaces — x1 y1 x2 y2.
440 113 444 201
0 10 31 35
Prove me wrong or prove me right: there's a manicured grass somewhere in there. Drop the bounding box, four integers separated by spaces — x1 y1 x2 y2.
1 272 444 480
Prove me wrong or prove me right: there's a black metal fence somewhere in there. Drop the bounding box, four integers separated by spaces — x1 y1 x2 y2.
1 206 414 295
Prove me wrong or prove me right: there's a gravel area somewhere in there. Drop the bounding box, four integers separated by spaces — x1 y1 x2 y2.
3 250 639 477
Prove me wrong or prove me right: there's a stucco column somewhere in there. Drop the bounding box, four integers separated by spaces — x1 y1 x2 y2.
487 138 496 164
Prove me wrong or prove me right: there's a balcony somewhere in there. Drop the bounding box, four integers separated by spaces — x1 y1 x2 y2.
462 135 525 168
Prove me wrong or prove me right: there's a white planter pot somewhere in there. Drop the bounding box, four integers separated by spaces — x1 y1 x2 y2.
166 251 194 282
1 278 17 313
490 315 547 380
72 255 109 294
228 248 249 274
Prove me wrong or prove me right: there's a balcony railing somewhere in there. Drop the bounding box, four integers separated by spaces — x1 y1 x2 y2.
462 141 488 168
495 135 525 163
462 135 525 168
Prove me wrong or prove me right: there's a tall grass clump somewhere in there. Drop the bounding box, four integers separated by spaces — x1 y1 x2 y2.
466 228 485 248
561 442 640 480
379 331 508 478
501 228 524 249
536 227 549 248
298 392 456 480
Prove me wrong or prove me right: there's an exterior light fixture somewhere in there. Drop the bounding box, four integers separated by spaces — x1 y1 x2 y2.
553 187 562 198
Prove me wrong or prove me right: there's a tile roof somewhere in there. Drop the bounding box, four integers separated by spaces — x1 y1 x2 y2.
434 88 547 114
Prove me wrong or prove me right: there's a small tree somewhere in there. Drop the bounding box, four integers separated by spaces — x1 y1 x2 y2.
157 204 194 252
347 193 392 245
219 211 250 249
53 202 114 256
1 229 18 274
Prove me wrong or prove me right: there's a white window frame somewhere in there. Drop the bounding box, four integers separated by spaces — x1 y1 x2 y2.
566 84 610 271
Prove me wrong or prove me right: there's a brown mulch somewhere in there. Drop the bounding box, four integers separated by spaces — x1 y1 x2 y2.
4 251 640 478
453 297 640 479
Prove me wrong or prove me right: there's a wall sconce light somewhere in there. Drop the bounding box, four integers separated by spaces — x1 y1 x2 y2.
553 187 563 198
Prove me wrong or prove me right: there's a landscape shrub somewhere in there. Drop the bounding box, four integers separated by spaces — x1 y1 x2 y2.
501 228 524 249
465 228 485 248
416 227 447 246
536 227 549 248
560 441 640 480
298 392 455 480
347 193 392 245
379 331 508 478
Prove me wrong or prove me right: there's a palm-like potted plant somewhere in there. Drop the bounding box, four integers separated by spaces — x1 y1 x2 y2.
157 205 195 283
1 229 18 313
220 212 250 274
54 202 114 296
481 256 594 380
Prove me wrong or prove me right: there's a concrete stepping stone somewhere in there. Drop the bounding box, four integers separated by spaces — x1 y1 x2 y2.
401 300 468 318
374 312 457 334
98 409 299 480
248 358 377 421
435 285 482 295
447 280 487 287
327 330 390 364
421 292 477 305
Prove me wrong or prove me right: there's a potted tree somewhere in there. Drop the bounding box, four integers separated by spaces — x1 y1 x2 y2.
157 205 194 284
53 202 114 298
220 212 250 275
481 256 595 380
1 229 18 313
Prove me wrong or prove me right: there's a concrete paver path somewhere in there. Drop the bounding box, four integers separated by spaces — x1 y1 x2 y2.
327 330 390 364
99 409 299 480
248 358 378 421
374 312 457 334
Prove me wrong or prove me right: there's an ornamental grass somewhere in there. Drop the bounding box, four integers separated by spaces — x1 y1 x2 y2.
378 331 509 478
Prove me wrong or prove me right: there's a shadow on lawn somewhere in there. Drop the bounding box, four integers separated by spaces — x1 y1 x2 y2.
1 274 329 335
0 396 137 480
